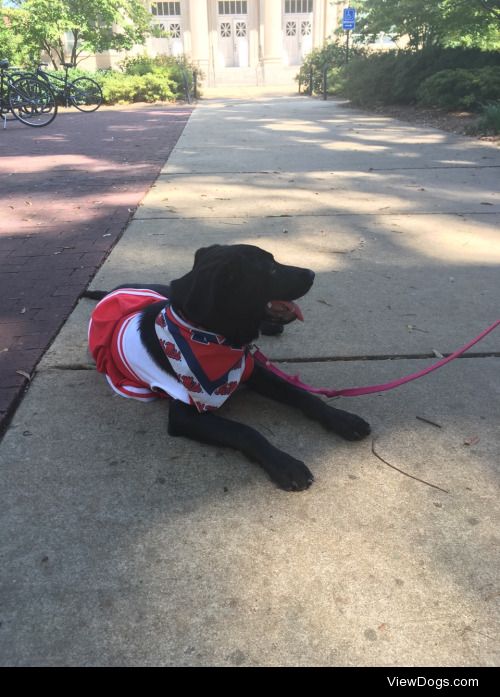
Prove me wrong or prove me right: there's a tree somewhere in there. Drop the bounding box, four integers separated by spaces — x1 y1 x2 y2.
351 0 445 49
478 1 500 18
10 0 151 67
1 4 35 64
353 0 500 50
440 0 500 48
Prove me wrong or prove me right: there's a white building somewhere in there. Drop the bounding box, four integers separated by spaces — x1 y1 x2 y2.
92 1 349 85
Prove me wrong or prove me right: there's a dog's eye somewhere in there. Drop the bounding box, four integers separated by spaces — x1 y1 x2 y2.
270 266 277 275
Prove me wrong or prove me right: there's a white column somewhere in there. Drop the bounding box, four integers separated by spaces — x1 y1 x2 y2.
248 0 260 70
187 0 210 75
324 0 339 42
206 0 218 86
262 0 282 66
262 0 283 82
312 0 326 49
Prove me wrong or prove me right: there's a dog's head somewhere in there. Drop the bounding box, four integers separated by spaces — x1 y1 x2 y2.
170 244 315 345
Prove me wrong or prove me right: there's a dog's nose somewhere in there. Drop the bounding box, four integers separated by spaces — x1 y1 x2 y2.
298 268 315 292
301 269 315 285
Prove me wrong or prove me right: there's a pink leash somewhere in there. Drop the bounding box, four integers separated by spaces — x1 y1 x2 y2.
252 319 500 398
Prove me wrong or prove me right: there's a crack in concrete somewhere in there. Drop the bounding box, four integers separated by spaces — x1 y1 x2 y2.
161 164 500 176
133 210 500 221
271 352 500 363
42 352 499 372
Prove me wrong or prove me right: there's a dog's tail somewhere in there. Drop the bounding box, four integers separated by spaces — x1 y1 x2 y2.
81 290 108 300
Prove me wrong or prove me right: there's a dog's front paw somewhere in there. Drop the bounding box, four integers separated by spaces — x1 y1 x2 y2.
264 451 314 492
322 407 371 441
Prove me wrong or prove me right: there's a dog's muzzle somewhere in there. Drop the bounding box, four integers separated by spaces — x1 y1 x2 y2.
265 300 304 324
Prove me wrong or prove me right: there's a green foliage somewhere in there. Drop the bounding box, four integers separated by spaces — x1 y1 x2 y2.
324 66 346 96
0 8 35 64
40 65 107 86
100 72 175 103
298 38 500 104
441 0 500 49
1 5 49 65
354 0 500 50
339 47 500 106
340 53 407 105
297 40 364 95
2 2 197 103
120 54 185 75
36 56 197 104
468 101 500 134
353 0 445 49
120 53 201 99
7 0 151 67
416 66 500 110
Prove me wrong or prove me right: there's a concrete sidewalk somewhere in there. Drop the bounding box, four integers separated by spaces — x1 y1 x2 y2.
1 95 499 666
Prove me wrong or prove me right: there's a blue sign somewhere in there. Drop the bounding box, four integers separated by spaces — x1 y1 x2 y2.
342 7 356 31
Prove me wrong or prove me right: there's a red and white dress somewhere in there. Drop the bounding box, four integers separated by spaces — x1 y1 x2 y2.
88 288 254 412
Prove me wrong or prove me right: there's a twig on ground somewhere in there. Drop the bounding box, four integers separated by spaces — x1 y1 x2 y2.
371 438 449 494
416 415 442 429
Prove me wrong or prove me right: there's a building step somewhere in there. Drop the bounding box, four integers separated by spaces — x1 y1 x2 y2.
208 65 299 87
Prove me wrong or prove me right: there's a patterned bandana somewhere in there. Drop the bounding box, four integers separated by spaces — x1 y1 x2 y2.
155 303 254 413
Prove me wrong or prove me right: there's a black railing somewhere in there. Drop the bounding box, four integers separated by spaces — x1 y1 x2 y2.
298 62 332 100
181 67 199 103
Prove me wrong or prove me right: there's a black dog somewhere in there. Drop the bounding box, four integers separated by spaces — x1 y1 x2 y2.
87 244 370 491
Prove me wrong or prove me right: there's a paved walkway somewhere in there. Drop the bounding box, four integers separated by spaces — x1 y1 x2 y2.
0 104 192 431
1 94 499 667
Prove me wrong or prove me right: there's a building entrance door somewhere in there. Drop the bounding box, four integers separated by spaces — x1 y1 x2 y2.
156 19 183 56
218 17 249 68
283 15 312 65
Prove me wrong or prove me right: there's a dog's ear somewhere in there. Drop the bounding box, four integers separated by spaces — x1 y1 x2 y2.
169 268 209 324
193 244 222 268
170 254 241 325
170 252 263 344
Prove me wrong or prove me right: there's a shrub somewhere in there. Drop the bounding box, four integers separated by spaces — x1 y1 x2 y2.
417 67 500 111
39 57 196 104
341 53 401 105
42 66 107 87
120 54 201 99
339 47 500 106
100 72 176 103
466 102 500 134
120 53 191 75
296 40 364 95
325 66 346 95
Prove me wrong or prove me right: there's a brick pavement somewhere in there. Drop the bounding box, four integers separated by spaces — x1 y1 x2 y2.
0 103 192 433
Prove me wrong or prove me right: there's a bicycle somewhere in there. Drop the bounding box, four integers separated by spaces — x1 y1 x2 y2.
0 59 57 128
35 62 103 112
